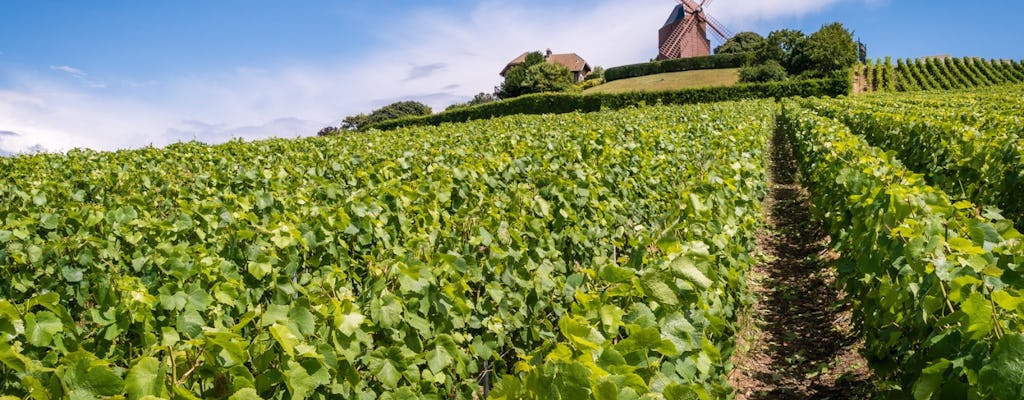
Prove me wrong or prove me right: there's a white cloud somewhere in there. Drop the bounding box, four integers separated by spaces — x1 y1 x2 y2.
0 0 874 154
48 65 107 89
50 65 87 77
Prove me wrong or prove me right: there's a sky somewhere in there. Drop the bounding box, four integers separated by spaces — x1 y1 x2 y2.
1 0 1023 155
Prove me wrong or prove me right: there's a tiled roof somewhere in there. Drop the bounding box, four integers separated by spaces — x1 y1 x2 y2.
500 51 592 76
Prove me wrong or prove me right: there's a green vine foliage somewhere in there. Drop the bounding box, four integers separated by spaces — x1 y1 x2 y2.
780 99 1024 399
0 101 773 399
800 85 1024 226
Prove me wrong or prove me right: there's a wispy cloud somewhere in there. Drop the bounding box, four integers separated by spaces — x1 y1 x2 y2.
49 65 107 89
404 63 448 82
0 0 876 154
50 65 87 77
0 130 18 136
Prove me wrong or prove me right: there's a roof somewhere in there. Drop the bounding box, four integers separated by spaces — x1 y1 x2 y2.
500 51 592 76
664 4 686 26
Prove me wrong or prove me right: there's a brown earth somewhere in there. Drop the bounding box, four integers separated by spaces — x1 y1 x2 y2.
727 129 875 399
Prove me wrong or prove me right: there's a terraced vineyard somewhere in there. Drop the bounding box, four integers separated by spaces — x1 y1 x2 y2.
856 57 1024 93
780 85 1024 399
0 102 774 399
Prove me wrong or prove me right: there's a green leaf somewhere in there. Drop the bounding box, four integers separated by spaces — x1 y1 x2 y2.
255 192 274 210
599 304 624 335
378 360 402 388
335 302 364 336
288 303 316 337
228 388 262 400
616 327 663 355
913 358 950 400
544 362 592 399
26 311 64 347
61 266 84 283
594 379 618 400
126 357 167 400
284 360 330 399
161 327 180 347
175 309 204 339
270 323 301 356
961 292 994 340
640 273 678 307
980 334 1024 400
426 345 453 374
993 290 1024 312
0 340 30 373
62 351 125 397
599 264 635 283
558 315 604 351
246 261 273 280
670 256 712 289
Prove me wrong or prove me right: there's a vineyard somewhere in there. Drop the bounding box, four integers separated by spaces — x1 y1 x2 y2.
779 84 1024 399
0 102 774 399
855 57 1024 93
2 75 1024 398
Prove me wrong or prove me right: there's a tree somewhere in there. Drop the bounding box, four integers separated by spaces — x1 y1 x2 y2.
738 60 789 83
468 92 498 106
520 62 575 94
341 101 432 131
340 114 370 131
585 66 605 81
795 22 857 78
756 29 806 75
317 126 340 136
496 51 546 99
445 92 499 112
714 32 764 54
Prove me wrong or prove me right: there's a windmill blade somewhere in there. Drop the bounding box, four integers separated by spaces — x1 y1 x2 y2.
707 14 732 37
682 0 700 13
675 14 700 42
706 22 730 43
706 16 732 43
701 0 715 9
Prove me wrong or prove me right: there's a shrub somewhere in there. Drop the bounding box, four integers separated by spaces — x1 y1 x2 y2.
368 74 851 131
604 53 754 82
739 60 789 83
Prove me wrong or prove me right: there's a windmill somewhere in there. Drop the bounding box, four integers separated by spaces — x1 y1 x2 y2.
658 0 733 60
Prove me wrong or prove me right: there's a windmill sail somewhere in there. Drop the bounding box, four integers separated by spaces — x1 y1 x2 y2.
658 0 730 60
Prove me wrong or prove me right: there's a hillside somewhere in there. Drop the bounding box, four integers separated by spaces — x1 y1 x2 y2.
586 68 740 94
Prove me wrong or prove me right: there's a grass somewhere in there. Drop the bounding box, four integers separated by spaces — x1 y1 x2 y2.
585 68 741 94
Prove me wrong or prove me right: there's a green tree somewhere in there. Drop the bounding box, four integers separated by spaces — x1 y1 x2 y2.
341 101 432 131
496 51 546 99
714 32 764 54
520 62 575 94
445 92 499 112
317 126 340 136
738 60 789 83
585 66 605 81
756 29 806 74
794 22 857 77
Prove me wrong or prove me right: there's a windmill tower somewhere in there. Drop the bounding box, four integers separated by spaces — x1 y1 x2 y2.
658 0 732 60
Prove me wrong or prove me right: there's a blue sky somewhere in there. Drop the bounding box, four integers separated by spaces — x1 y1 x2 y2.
1 0 1022 153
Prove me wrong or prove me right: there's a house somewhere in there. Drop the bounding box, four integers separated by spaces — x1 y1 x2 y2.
500 49 593 83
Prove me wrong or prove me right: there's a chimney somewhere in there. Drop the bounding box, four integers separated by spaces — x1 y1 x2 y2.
545 48 553 58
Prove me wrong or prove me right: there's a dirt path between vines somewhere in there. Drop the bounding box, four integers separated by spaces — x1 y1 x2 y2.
727 130 874 399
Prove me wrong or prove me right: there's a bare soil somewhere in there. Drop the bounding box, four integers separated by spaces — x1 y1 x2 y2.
727 130 874 399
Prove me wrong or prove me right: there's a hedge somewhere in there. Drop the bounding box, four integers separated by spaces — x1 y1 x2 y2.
368 72 851 131
604 53 755 82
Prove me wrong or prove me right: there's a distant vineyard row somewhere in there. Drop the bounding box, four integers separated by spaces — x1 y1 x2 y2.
0 102 773 399
800 85 1024 226
856 57 1024 93
780 85 1024 399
